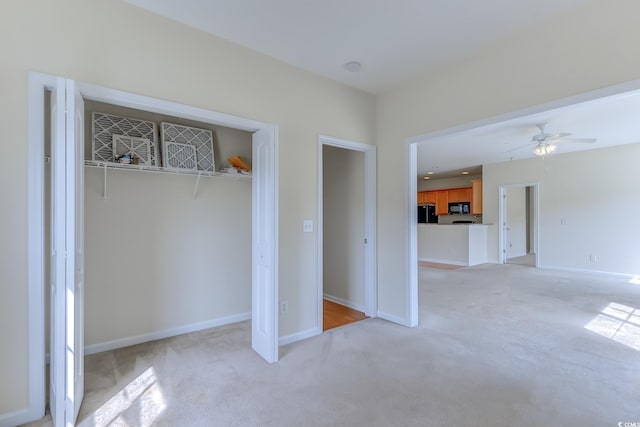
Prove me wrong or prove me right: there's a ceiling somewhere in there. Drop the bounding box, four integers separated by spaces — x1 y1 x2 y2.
124 0 589 94
417 88 640 179
122 0 640 178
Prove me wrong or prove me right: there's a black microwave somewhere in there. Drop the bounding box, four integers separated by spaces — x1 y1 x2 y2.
448 202 470 215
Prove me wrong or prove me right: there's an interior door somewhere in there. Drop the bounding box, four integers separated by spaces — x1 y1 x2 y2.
506 187 527 260
251 127 278 363
65 79 85 423
50 78 85 427
49 77 67 427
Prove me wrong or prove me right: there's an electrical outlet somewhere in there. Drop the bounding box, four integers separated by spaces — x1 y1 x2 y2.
280 300 289 314
589 254 597 264
303 220 313 233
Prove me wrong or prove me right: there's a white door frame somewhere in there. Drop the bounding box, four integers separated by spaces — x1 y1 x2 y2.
22 71 279 425
317 134 377 330
498 183 539 266
403 78 640 328
3 72 56 427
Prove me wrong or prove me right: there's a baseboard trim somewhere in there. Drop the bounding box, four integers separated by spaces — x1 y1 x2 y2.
0 407 43 427
537 264 634 279
85 312 251 355
419 257 468 266
279 327 321 347
323 294 365 313
377 310 408 326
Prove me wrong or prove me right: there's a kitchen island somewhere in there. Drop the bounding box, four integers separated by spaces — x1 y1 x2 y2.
418 223 488 266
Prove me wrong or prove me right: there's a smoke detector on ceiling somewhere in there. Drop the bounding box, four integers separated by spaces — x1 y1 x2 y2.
344 61 362 72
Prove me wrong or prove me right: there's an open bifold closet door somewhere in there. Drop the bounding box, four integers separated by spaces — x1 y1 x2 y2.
251 127 279 363
50 78 85 427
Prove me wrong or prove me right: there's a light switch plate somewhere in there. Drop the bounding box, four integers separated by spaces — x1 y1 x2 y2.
303 220 313 233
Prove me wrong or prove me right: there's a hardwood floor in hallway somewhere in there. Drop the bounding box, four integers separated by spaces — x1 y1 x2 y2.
323 299 368 331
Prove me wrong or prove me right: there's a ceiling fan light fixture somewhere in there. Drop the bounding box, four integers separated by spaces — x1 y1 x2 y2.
533 142 557 156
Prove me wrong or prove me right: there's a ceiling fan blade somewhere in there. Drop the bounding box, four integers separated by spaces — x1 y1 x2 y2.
555 137 597 144
504 143 533 153
548 132 571 141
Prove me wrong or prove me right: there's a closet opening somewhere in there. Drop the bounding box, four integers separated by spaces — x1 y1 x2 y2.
28 73 279 425
80 100 255 355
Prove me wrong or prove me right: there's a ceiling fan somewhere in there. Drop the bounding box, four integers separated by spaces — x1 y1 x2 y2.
507 123 597 156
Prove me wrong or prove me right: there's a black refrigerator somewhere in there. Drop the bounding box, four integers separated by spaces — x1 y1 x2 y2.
417 205 438 223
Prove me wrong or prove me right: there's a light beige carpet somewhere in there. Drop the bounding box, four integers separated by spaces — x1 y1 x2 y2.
506 253 536 267
23 264 640 426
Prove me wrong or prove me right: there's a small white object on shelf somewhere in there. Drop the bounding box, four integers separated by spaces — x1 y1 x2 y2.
221 167 239 174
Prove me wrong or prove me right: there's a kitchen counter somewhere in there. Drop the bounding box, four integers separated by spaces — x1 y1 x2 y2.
418 223 488 266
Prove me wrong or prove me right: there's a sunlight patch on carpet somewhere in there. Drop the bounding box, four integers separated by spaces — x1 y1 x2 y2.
585 302 640 351
78 367 166 427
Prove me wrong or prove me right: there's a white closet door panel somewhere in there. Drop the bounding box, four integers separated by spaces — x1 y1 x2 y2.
251 127 278 363
49 77 66 427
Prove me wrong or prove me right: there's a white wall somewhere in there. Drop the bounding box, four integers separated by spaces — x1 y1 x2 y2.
484 143 640 274
468 226 488 267
376 0 640 320
0 0 375 418
418 224 469 265
323 146 365 310
418 224 487 266
84 169 251 346
506 186 527 258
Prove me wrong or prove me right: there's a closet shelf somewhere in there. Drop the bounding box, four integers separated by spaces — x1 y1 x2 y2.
84 160 250 200
84 160 251 181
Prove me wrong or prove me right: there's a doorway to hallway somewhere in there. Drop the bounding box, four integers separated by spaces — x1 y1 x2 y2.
323 299 368 331
317 135 377 333
501 184 538 267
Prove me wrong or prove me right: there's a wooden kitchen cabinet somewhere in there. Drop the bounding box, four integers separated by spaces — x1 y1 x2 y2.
419 187 473 215
417 191 426 204
424 191 437 204
448 187 471 203
417 191 437 205
471 179 483 214
436 190 449 215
